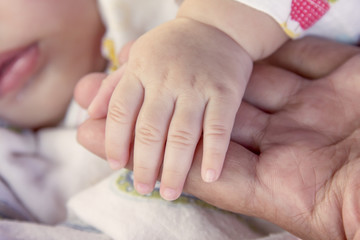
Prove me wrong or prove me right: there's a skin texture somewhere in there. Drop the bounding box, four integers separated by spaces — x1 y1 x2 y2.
0 0 105 128
88 0 288 200
75 37 360 240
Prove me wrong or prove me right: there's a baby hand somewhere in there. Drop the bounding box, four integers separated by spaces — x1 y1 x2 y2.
91 18 252 200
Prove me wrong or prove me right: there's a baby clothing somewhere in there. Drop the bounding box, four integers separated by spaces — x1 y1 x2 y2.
233 0 360 43
175 0 359 43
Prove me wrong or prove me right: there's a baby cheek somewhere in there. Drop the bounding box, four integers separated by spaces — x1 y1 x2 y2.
12 87 71 127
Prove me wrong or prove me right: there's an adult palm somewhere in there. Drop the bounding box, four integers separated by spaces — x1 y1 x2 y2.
75 37 360 240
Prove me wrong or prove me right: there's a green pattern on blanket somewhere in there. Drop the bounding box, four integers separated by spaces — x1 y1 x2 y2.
115 170 215 208
113 169 267 235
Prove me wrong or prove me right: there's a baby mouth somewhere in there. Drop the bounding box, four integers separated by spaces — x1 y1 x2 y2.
0 56 18 78
0 44 39 96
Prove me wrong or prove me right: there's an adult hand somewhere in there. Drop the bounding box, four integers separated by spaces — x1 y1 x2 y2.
75 37 360 240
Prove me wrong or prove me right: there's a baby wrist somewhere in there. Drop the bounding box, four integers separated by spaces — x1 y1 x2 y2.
177 0 288 60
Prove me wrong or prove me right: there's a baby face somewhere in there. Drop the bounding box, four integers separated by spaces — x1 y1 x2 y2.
0 0 105 128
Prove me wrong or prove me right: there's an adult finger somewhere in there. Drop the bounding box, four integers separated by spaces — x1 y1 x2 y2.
326 54 360 96
184 141 261 217
319 54 360 124
117 41 135 65
243 64 305 112
266 36 360 79
259 53 360 140
244 37 360 112
74 72 106 109
231 101 269 152
77 118 106 158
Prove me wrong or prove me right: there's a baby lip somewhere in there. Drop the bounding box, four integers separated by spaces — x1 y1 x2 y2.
0 47 24 66
0 47 26 79
0 44 39 96
0 56 17 78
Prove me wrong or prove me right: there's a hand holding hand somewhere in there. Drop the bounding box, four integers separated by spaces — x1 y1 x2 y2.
75 37 360 239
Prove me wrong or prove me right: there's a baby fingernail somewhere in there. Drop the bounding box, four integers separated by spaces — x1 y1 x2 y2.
108 159 122 169
162 187 178 201
204 169 217 183
135 183 152 195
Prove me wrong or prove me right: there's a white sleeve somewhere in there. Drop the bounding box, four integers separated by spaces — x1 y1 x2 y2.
232 0 334 38
175 0 360 43
232 0 360 44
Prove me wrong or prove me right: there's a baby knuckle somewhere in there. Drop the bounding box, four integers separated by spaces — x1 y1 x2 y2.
209 82 233 95
164 168 185 179
209 88 241 104
136 123 162 145
135 164 153 174
167 130 196 149
128 58 145 74
108 101 131 124
204 123 229 139
159 69 171 82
